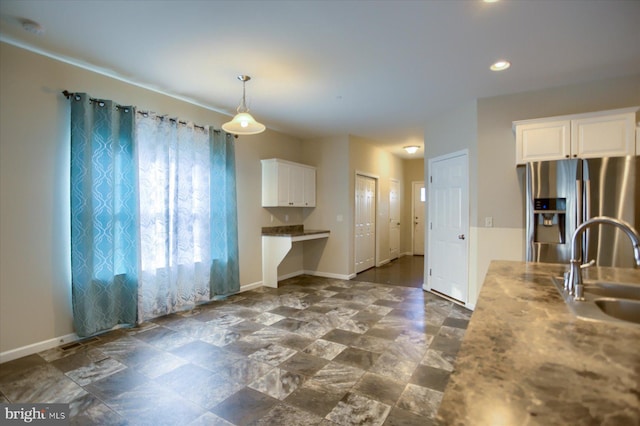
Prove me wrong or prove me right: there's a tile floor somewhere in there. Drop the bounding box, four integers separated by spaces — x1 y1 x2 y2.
0 260 471 425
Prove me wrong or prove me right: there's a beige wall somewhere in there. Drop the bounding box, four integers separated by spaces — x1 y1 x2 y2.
235 131 305 285
0 42 306 355
424 100 478 225
0 43 412 356
349 136 404 272
301 136 351 277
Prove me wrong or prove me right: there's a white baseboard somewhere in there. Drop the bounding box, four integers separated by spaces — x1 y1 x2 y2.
376 258 390 267
0 273 354 364
239 281 263 293
2 282 261 364
273 269 354 282
0 332 80 364
278 270 306 281
304 270 354 280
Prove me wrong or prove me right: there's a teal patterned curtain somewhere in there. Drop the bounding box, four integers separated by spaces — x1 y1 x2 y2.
70 93 241 334
210 130 240 296
70 93 138 337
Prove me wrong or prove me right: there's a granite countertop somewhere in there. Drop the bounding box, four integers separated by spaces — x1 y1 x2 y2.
261 225 330 237
437 260 640 426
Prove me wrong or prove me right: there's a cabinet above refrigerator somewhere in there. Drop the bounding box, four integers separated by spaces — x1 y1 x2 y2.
513 107 639 165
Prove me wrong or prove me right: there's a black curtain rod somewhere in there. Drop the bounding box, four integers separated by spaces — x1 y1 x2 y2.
135 111 206 131
63 90 209 132
62 90 131 111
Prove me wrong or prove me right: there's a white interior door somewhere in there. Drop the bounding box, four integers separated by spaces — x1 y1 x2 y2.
389 179 400 260
427 151 469 304
412 181 425 255
355 174 376 273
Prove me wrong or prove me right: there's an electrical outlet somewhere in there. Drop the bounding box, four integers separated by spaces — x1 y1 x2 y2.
285 214 289 222
485 216 493 228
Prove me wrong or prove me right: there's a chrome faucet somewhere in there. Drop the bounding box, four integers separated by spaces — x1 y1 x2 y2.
567 216 640 301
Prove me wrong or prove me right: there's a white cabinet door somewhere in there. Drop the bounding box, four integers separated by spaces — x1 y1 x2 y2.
303 166 316 207
261 159 316 207
261 159 278 206
515 120 571 164
571 113 635 159
289 165 305 206
276 162 292 206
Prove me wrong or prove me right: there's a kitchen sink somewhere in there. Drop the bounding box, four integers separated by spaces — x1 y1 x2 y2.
595 299 640 323
583 282 640 300
551 277 640 326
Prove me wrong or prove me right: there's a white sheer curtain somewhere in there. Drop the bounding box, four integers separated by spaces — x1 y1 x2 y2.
136 113 211 321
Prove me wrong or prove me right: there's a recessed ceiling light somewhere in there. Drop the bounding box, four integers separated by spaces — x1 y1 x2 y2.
490 60 511 71
404 146 420 154
483 0 499 3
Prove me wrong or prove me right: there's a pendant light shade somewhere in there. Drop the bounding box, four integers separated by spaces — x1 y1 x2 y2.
222 75 266 135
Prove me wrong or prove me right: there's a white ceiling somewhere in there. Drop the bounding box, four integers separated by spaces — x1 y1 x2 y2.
1 0 639 159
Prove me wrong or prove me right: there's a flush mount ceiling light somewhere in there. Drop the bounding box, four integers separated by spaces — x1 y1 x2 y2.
222 75 266 135
21 18 45 35
404 146 420 154
490 60 511 71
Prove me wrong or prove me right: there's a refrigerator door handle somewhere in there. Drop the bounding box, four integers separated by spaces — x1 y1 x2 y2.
576 179 582 227
584 179 591 262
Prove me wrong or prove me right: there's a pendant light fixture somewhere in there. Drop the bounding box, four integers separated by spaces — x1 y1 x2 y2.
222 75 266 135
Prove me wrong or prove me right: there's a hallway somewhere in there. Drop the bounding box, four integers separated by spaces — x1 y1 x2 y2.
355 256 424 289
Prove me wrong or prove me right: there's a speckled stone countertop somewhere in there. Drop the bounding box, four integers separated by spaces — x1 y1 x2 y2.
261 225 330 237
437 260 640 426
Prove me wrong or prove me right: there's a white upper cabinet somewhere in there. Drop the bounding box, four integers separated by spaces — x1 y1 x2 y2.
513 107 639 165
572 112 637 159
262 159 316 207
515 120 571 163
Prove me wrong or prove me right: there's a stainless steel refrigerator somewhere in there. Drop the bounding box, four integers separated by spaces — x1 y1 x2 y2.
525 156 639 268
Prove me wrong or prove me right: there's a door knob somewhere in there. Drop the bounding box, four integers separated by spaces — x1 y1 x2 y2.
458 234 465 240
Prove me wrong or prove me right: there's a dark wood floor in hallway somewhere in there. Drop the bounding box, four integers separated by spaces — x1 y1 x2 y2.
354 256 424 288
